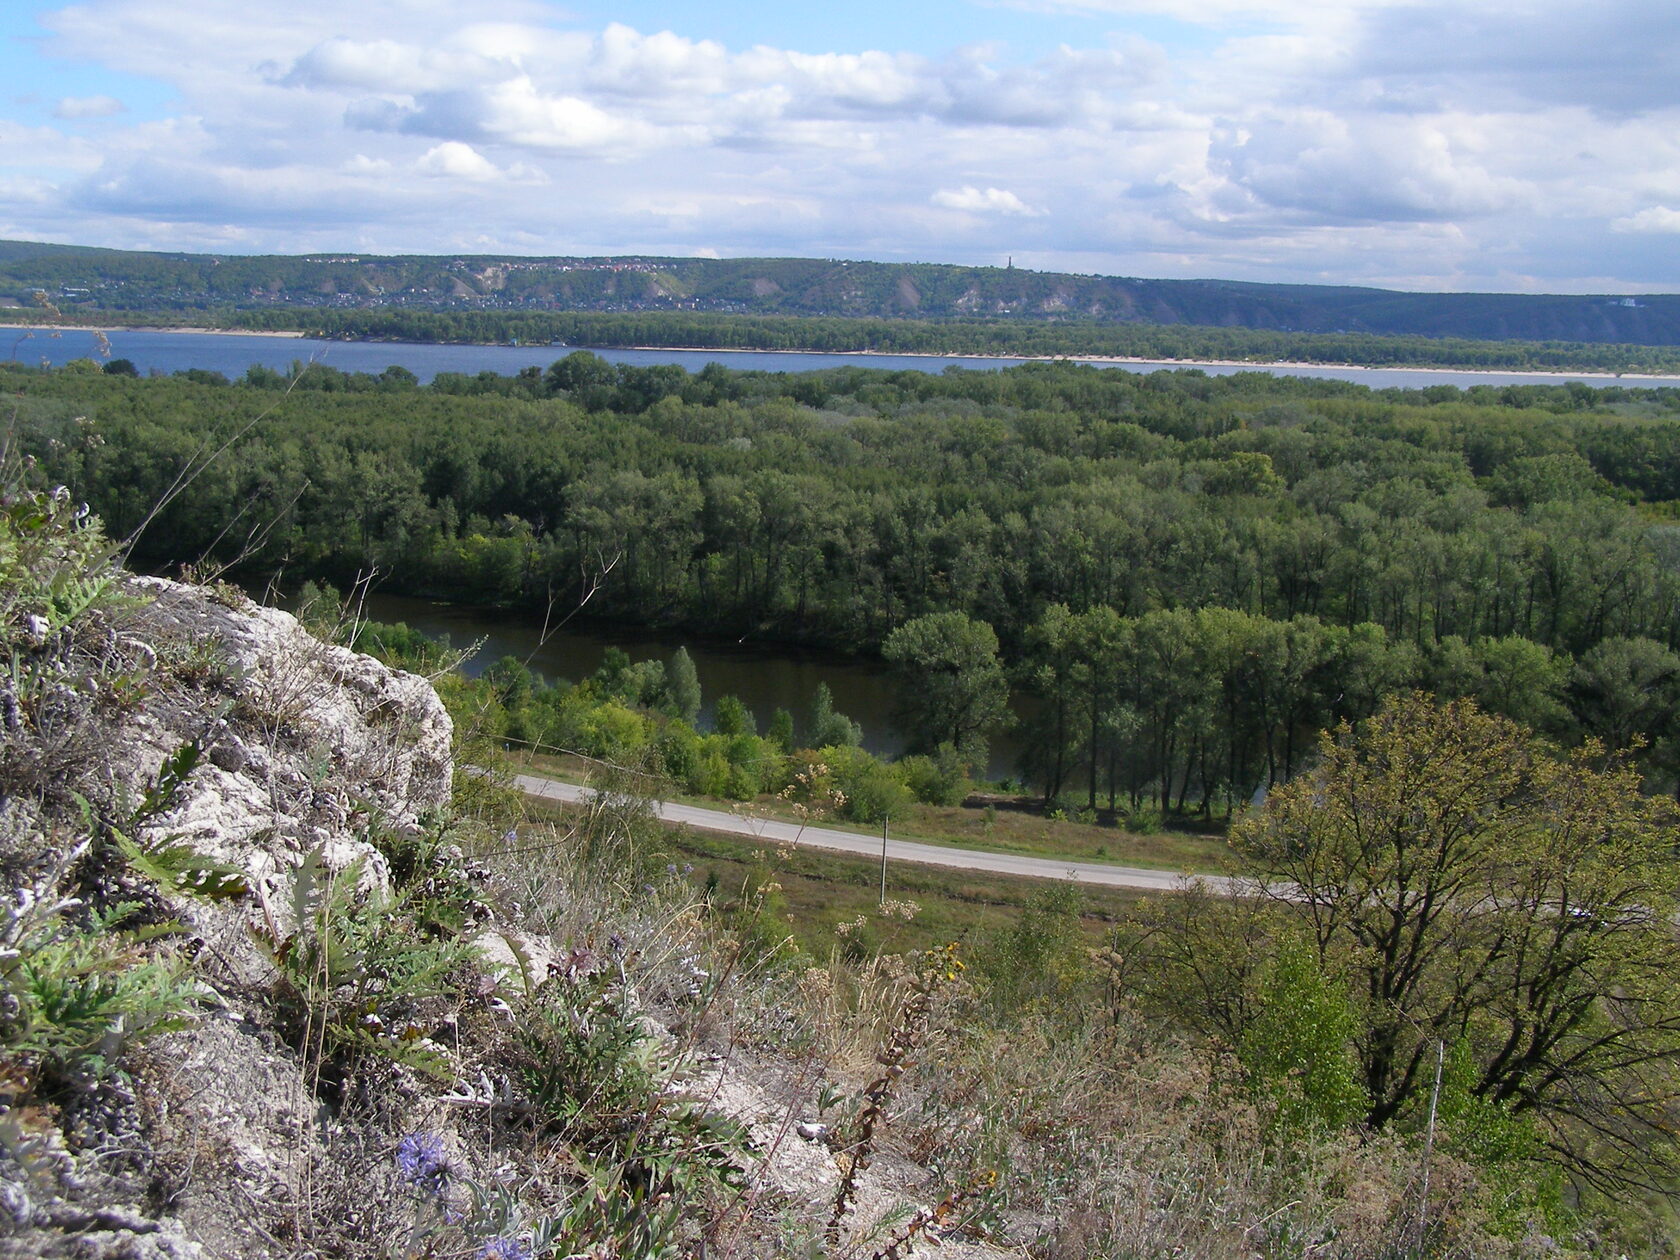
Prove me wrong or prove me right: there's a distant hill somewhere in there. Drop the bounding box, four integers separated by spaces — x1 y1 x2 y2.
3 238 1678 347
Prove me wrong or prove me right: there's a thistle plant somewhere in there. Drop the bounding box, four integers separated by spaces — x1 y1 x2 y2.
827 943 965 1242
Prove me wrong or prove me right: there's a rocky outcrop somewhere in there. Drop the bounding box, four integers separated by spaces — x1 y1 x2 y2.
124 577 451 895
1 578 455 1259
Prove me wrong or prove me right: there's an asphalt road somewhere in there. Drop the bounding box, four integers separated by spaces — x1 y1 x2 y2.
513 772 1236 894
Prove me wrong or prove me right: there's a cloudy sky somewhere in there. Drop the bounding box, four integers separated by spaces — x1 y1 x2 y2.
3 0 1677 292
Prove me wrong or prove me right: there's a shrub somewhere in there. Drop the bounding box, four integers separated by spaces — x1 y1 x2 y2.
821 745 911 824
898 742 971 806
511 958 750 1256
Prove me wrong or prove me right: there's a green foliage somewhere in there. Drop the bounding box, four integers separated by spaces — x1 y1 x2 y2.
0 472 121 640
349 617 455 673
1 900 195 1090
512 959 750 1256
974 884 1087 1017
1436 1039 1567 1236
1238 934 1367 1138
255 844 476 1080
897 743 971 806
104 741 252 901
809 682 862 749
664 646 701 722
1150 692 1680 1196
820 744 911 824
766 705 795 752
882 612 1009 768
15 356 1680 809
712 693 755 737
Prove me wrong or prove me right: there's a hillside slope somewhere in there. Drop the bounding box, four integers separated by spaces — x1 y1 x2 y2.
5 238 1679 346
0 483 1014 1259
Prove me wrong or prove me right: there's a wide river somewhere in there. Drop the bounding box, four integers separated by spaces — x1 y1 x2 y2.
13 325 1680 390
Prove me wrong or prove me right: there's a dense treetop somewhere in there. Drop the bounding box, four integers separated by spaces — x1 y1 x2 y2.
9 353 1680 799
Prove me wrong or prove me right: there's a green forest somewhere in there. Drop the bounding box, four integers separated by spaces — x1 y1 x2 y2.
8 351 1680 811
13 341 1680 1254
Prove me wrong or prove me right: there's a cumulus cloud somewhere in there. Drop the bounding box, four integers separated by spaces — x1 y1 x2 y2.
285 37 512 93
53 95 126 120
412 141 545 183
1207 110 1527 223
289 23 1161 142
9 0 1678 291
367 77 667 155
415 141 498 180
1613 207 1680 235
932 186 1045 216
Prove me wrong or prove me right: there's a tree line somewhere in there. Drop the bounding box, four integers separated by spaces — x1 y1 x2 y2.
8 353 1680 798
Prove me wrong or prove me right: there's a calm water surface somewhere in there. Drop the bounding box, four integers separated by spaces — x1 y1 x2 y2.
15 326 1680 390
36 326 1671 778
362 592 1028 782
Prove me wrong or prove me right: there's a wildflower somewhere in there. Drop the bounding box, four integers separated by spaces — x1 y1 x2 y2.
396 1131 449 1193
479 1238 531 1260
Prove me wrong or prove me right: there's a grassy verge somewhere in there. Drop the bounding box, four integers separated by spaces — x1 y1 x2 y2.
507 748 1231 874
521 792 1151 959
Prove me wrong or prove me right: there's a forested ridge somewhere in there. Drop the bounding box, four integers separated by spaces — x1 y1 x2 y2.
6 236 1680 360
10 353 1680 808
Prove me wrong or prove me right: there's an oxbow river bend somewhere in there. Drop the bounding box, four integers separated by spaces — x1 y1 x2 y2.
15 326 1680 390
359 593 1029 783
33 325 1678 782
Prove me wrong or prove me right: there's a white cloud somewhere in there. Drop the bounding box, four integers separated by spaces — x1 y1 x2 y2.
52 95 126 119
285 37 511 94
1206 110 1527 223
932 186 1045 216
992 0 1403 27
340 154 393 175
8 0 1679 291
586 23 734 97
415 141 497 180
1613 207 1680 235
384 77 668 154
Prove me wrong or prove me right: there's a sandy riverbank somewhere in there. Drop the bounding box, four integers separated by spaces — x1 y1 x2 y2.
1 322 308 338
619 342 1663 381
5 321 1672 381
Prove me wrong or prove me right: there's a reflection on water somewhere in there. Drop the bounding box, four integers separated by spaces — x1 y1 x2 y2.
361 592 1023 780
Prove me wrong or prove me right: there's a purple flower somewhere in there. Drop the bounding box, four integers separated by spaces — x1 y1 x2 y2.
396 1131 449 1192
479 1238 531 1260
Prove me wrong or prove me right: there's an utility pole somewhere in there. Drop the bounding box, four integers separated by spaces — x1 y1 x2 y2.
1416 1039 1445 1250
879 814 889 905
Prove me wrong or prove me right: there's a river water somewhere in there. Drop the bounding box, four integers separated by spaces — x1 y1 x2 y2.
30 325 1673 782
361 592 1027 782
13 325 1680 390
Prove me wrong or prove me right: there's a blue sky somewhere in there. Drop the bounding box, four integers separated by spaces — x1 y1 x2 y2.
3 0 1677 292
